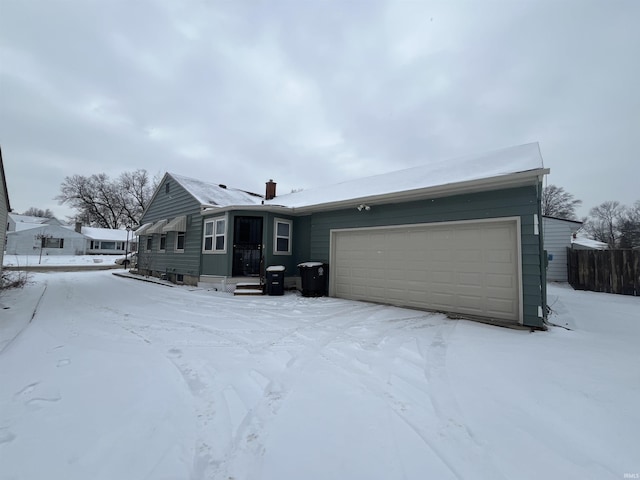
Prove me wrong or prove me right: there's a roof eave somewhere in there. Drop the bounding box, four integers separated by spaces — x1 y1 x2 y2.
200 169 549 216
293 168 550 214
201 204 294 216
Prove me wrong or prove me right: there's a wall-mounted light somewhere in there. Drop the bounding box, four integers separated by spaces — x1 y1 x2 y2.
357 204 371 211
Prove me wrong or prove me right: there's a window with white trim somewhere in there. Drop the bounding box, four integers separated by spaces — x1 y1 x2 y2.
42 237 64 249
274 218 292 255
175 231 185 252
159 234 167 252
146 236 153 251
203 217 226 253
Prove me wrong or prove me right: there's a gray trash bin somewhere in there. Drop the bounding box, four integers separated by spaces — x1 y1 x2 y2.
298 262 328 297
266 265 285 295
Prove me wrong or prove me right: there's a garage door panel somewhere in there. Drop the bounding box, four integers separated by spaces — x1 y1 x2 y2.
487 249 514 264
486 273 514 288
332 220 520 322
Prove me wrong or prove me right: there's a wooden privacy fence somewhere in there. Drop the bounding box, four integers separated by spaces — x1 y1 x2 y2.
567 248 640 296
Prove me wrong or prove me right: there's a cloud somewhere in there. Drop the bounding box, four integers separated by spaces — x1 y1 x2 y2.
1 0 638 220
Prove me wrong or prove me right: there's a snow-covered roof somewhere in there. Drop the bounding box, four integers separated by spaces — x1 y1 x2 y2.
12 222 45 232
63 225 130 241
9 213 53 225
170 173 263 207
8 213 62 231
265 142 546 209
571 236 609 250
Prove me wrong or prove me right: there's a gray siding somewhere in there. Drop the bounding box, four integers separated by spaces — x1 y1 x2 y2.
542 217 581 282
139 176 203 282
305 186 545 328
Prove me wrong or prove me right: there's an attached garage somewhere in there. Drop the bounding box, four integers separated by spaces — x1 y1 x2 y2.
331 218 522 323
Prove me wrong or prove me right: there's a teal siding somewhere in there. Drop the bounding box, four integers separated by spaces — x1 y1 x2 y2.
139 176 203 282
200 211 265 277
200 211 311 277
304 186 545 328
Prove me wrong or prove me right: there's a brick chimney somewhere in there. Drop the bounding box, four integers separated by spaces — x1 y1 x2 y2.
265 179 277 200
75 221 82 233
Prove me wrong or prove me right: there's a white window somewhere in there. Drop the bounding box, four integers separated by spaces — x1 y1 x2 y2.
42 237 64 249
159 234 167 252
274 218 292 255
146 236 153 251
203 217 226 253
175 232 185 252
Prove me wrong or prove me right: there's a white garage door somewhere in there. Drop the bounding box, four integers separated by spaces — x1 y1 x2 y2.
331 219 521 322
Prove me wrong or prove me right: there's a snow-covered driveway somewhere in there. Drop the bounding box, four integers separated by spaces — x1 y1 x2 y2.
0 271 638 480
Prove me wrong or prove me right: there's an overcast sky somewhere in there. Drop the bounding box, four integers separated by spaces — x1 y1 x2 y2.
1 0 638 221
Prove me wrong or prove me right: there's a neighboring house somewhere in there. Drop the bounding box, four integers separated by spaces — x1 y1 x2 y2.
138 142 550 329
1 147 10 274
571 236 609 250
5 214 132 256
75 224 135 255
542 216 583 282
5 223 87 256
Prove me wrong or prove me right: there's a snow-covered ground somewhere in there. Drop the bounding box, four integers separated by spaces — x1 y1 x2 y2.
0 271 638 480
2 254 123 267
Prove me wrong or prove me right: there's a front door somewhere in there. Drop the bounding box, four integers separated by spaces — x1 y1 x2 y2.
232 216 263 276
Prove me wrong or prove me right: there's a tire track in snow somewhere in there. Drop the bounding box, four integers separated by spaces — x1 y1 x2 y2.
317 319 507 480
318 345 463 480
214 310 380 480
422 322 508 480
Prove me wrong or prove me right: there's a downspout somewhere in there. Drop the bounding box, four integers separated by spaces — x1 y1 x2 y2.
538 178 549 327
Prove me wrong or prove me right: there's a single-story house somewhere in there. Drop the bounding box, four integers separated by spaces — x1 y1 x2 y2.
138 142 550 328
542 216 583 282
5 215 133 256
1 147 10 274
75 223 136 255
5 223 87 256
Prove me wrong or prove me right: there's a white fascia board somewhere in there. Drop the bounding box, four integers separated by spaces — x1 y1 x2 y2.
294 168 550 214
200 204 295 216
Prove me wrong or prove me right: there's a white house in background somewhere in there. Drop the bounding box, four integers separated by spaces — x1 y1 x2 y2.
571 236 609 250
5 214 134 256
77 224 136 255
542 216 583 282
5 224 87 256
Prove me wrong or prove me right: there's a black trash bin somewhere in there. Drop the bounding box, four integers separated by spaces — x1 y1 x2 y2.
298 262 328 297
266 265 285 295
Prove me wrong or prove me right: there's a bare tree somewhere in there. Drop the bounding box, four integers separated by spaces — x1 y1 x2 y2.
117 170 157 227
23 207 55 218
618 200 640 248
584 201 624 247
56 170 158 229
542 185 582 220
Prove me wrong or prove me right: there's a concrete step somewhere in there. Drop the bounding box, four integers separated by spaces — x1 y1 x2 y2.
233 288 264 296
235 282 262 290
